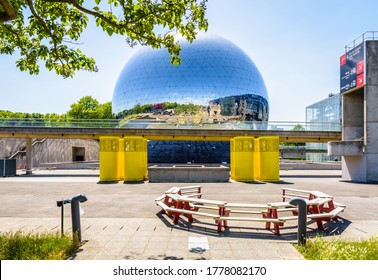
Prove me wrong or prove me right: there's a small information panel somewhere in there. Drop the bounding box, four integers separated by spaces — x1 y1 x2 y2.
340 42 365 93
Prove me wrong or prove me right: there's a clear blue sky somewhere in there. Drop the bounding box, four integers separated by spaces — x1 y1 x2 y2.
1 0 377 121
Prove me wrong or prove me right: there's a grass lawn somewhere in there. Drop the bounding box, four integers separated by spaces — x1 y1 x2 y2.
0 231 79 260
296 236 378 260
2 231 377 260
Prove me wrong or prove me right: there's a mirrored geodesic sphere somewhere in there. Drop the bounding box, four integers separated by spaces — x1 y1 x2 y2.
112 33 269 122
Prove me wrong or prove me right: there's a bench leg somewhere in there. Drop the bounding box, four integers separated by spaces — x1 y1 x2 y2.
183 202 194 223
172 213 180 224
273 223 281 235
263 209 272 230
315 219 324 230
219 207 228 229
217 221 223 232
309 204 325 231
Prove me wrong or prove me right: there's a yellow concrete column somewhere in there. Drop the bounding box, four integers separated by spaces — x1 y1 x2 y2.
230 138 235 180
99 136 120 182
118 138 125 181
254 138 260 181
257 136 280 182
123 136 147 182
232 136 255 182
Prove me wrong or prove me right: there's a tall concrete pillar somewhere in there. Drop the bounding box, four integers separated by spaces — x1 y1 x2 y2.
364 40 378 182
25 138 33 175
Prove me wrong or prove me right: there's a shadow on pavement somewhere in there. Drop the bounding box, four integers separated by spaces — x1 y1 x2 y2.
155 212 351 242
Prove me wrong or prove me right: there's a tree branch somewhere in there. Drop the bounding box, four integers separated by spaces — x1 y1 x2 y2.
0 0 16 22
25 0 68 69
42 0 166 46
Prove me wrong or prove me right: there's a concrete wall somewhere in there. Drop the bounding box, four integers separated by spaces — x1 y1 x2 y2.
0 139 25 158
0 138 99 168
364 41 378 182
342 88 364 140
32 139 99 166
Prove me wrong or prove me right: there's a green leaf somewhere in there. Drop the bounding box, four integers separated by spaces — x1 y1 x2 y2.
1 0 209 77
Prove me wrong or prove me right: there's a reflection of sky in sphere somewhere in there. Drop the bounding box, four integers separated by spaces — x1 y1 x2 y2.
112 33 268 115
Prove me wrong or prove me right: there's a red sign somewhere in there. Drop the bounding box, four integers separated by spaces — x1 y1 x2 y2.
356 60 364 75
340 54 347 66
357 73 364 87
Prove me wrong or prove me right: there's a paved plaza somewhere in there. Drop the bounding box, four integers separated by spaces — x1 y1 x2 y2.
0 169 377 260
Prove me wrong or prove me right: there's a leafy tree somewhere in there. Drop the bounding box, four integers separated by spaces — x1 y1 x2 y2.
98 101 113 119
67 95 112 119
174 103 199 115
162 101 178 110
0 109 50 118
292 124 305 132
282 124 306 147
0 0 208 78
0 96 112 119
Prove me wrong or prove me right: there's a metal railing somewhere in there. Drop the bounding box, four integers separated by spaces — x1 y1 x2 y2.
0 118 342 132
345 31 378 52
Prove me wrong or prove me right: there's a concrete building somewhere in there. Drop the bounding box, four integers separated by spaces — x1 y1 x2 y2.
329 33 378 182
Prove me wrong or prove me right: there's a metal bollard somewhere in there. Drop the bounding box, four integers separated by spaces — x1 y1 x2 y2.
70 194 88 243
289 198 307 246
56 198 71 237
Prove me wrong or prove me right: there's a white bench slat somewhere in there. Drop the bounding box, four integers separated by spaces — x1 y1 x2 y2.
334 202 346 208
183 193 203 198
155 194 166 202
173 209 220 218
190 204 219 210
168 208 219 218
176 196 226 206
165 187 180 194
307 207 345 219
278 216 299 221
279 206 345 221
283 194 309 199
157 201 220 218
267 202 295 208
156 200 170 211
261 208 297 214
215 217 281 223
166 193 180 200
310 191 333 199
225 203 269 209
282 188 333 199
309 198 332 205
282 187 311 194
165 187 176 193
179 185 202 190
228 209 262 214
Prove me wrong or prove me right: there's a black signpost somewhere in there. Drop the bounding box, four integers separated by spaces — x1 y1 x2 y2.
340 42 365 94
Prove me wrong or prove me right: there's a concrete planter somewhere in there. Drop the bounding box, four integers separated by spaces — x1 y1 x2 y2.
148 164 230 182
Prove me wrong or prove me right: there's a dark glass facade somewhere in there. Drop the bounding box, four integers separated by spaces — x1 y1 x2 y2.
112 33 269 122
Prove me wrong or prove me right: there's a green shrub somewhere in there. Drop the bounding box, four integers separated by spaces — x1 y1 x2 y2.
296 236 378 260
0 231 79 260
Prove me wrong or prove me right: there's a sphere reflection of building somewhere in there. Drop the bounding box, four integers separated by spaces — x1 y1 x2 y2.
112 33 269 122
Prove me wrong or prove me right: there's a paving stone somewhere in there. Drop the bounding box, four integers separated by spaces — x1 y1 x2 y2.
1 169 378 260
